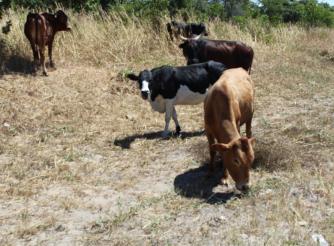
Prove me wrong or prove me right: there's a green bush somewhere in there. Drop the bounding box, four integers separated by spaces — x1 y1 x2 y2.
1 0 333 28
259 0 334 27
302 0 334 27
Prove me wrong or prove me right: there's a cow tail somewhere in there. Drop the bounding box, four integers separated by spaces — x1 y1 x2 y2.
248 48 254 75
34 14 39 49
166 23 173 41
248 61 253 75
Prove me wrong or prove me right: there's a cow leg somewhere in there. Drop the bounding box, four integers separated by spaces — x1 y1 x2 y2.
246 119 252 138
172 107 181 135
236 119 241 133
221 165 229 187
206 131 216 175
162 100 173 138
39 46 48 76
206 131 229 185
29 42 39 72
48 39 55 68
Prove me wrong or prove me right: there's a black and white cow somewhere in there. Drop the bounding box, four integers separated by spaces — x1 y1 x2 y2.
127 61 226 138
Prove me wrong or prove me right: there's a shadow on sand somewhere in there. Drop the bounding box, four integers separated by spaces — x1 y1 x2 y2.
114 129 204 149
174 165 241 204
0 40 34 76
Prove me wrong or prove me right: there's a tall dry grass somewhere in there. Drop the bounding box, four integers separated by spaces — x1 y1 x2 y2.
0 8 309 73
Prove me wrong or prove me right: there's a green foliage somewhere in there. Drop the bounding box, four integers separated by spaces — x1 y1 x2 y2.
120 0 169 19
302 0 334 27
259 0 334 27
1 0 333 27
224 0 249 19
207 1 225 20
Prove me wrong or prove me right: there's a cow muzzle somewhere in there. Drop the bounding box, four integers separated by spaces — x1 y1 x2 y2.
141 91 149 100
236 183 250 192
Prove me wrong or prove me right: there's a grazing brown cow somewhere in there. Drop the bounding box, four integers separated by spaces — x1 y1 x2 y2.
204 68 255 191
24 10 71 76
179 36 254 74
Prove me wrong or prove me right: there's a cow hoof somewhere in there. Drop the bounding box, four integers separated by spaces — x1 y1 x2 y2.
175 126 181 136
43 71 48 76
49 63 56 70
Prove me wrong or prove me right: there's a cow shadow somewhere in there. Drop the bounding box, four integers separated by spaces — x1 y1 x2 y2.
174 164 241 204
0 54 34 75
113 129 204 149
0 40 34 76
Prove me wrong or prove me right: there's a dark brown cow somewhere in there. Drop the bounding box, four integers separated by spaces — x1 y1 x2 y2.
179 37 254 74
24 10 71 76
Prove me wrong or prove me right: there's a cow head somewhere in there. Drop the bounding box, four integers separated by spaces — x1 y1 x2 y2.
54 10 71 31
199 23 209 36
127 70 152 100
178 36 201 65
189 23 208 37
211 137 255 191
171 20 179 28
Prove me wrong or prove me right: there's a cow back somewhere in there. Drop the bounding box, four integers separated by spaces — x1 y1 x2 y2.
181 39 254 73
149 62 225 100
212 68 254 126
24 13 48 46
200 40 253 71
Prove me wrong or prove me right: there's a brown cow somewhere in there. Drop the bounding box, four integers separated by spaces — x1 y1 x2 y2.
179 36 254 74
204 68 255 191
24 10 71 76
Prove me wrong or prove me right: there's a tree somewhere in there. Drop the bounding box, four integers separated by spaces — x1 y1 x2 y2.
224 0 250 19
302 0 334 26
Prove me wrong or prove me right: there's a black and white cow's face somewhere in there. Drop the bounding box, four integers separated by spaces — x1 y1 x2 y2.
127 70 153 100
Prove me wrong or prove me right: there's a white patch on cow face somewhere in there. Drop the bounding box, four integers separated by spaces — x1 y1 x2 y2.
141 80 150 93
175 85 208 105
140 80 150 100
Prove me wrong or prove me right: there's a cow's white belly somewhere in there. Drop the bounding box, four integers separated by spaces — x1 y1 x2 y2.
175 85 208 105
149 95 166 113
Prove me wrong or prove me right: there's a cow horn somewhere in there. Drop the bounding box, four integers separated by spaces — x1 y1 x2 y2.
180 35 188 41
193 34 201 40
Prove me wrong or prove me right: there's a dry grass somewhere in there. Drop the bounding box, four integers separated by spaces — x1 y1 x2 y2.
0 9 334 245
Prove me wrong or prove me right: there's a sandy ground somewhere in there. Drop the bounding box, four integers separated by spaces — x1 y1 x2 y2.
1 28 334 245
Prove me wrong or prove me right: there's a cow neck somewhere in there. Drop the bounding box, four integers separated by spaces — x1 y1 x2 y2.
53 25 61 32
220 119 240 144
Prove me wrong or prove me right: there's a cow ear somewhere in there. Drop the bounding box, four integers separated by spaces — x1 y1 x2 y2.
54 10 60 18
126 73 139 81
211 143 231 152
240 137 255 151
248 137 255 148
55 10 66 19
